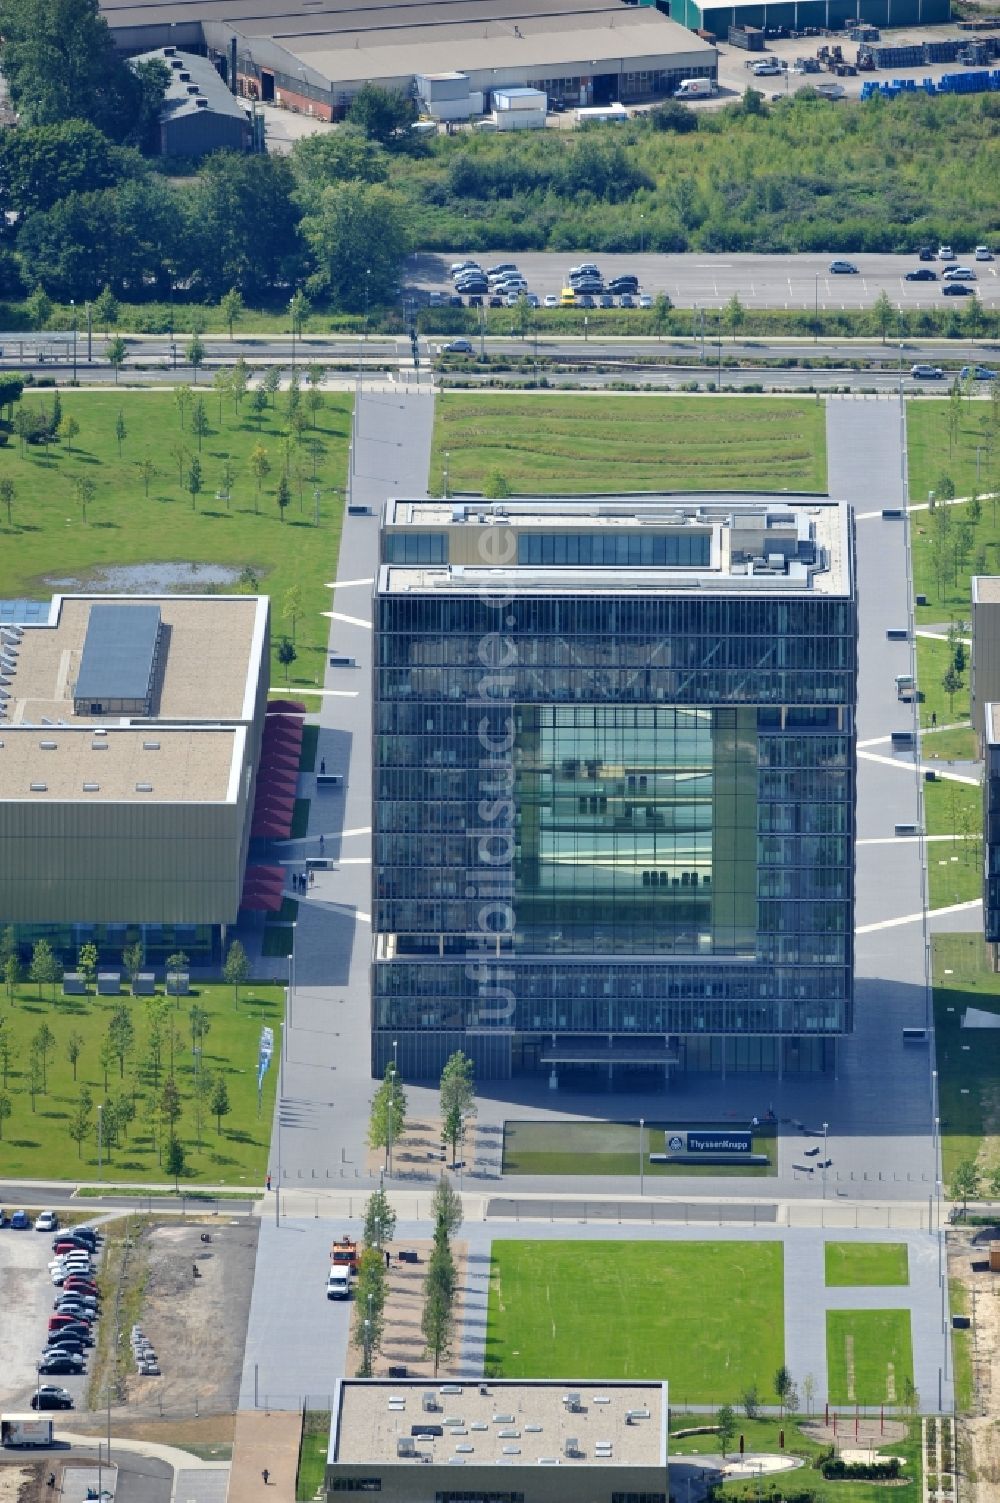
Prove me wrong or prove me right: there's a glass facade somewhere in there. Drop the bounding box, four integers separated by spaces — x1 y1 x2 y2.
373 569 856 1081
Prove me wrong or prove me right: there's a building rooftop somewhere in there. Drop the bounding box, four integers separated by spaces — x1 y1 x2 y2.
74 603 162 707
0 595 266 727
131 47 252 122
973 576 1000 605
988 703 1000 744
379 496 852 597
331 1380 667 1469
0 726 243 803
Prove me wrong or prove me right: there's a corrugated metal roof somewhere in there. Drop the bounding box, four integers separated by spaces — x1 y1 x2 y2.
132 47 250 120
103 0 611 34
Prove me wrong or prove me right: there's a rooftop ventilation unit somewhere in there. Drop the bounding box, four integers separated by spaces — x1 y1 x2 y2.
396 1438 416 1458
422 1393 439 1413
196 98 209 107
93 729 107 736
29 782 47 791
91 741 109 751
564 1438 578 1458
40 740 57 749
82 782 100 792
135 782 154 792
187 84 200 94
143 741 160 750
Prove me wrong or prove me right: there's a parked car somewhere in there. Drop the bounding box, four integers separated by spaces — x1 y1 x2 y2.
576 294 595 309
959 365 997 381
447 295 464 308
829 260 858 274
569 263 600 279
31 1387 73 1411
488 295 503 308
937 245 956 260
752 59 782 75
11 1210 29 1228
450 261 481 276
608 275 639 294
942 283 975 296
619 293 636 308
428 291 446 306
638 294 653 309
943 266 976 280
559 287 576 306
34 1211 58 1233
39 1356 85 1375
486 263 518 278
918 245 935 260
905 268 937 281
910 364 944 379
543 294 559 308
598 294 614 309
525 293 540 308
975 245 994 261
570 278 603 295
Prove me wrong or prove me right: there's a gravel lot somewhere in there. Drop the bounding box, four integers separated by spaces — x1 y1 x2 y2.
0 1222 91 1410
125 1220 258 1418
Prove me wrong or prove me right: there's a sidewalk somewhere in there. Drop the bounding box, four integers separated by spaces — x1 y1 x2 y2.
230 1410 303 1501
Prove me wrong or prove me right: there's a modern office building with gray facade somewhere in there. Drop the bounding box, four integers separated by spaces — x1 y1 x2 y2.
372 496 856 1083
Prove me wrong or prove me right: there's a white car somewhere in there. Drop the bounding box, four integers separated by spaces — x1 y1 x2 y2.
943 266 976 281
975 246 994 261
35 1211 58 1232
638 294 652 308
937 245 956 260
543 294 559 308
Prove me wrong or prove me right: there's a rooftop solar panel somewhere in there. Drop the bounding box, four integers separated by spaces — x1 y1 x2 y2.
74 604 162 707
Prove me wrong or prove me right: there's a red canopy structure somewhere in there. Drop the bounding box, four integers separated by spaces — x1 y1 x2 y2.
266 701 307 716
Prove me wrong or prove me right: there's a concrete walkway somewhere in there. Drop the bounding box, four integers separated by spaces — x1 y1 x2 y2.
229 1410 302 1501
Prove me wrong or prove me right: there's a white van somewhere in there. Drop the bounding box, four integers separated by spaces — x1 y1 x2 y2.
326 1266 352 1300
674 78 717 98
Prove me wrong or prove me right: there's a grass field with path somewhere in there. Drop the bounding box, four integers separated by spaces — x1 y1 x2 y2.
502 1119 777 1177
923 777 982 909
1 387 349 692
430 394 827 496
915 634 970 731
826 1310 914 1406
0 977 281 1185
485 1240 784 1402
825 1242 909 1287
933 933 1000 1183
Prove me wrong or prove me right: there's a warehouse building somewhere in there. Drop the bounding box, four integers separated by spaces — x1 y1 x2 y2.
372 495 857 1084
671 0 949 42
326 1379 669 1503
131 48 252 157
101 0 717 118
0 594 271 965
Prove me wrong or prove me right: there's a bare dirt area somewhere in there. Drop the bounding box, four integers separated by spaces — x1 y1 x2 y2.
121 1218 258 1418
374 1238 469 1380
949 1228 1000 1502
0 1465 39 1503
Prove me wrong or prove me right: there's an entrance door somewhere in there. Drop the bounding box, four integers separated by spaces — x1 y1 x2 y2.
260 70 275 102
593 72 618 105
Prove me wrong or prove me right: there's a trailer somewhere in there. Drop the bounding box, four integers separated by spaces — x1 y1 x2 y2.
1 1415 54 1447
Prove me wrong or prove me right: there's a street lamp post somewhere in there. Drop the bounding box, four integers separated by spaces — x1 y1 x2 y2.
822 1121 829 1200
290 293 298 372
97 1103 103 1180
814 273 820 345
443 450 450 499
86 302 92 362
639 1117 644 1197
70 299 77 384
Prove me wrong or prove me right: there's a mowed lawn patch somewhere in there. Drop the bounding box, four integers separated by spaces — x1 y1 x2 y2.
0 388 350 692
502 1118 777 1177
826 1310 913 1406
923 775 982 910
485 1240 783 1402
825 1242 909 1287
431 394 827 495
0 978 281 1184
933 933 1000 1181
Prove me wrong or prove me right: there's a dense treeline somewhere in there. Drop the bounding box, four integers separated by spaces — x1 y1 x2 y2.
0 0 996 313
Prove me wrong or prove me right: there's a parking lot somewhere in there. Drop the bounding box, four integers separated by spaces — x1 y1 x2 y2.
0 1215 93 1411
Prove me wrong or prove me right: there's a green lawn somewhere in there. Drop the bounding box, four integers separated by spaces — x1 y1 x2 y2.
0 978 281 1185
825 1242 909 1287
826 1310 913 1407
297 1411 331 1502
699 1417 922 1501
485 1240 784 1403
948 1278 975 1415
0 388 349 692
430 393 827 496
933 933 1000 1183
915 634 971 730
923 776 982 909
502 1119 777 1177
908 397 999 626
922 724 976 762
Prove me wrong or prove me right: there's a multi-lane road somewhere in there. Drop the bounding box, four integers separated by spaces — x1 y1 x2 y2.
407 250 1000 310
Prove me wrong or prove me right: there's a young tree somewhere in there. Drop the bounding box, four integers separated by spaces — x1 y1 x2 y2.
59 413 80 452
0 1092 12 1141
289 288 311 336
421 1275 454 1378
368 1062 407 1172
249 442 270 509
108 1003 135 1078
0 1019 11 1086
263 365 281 407
218 456 235 510
106 334 127 383
94 284 119 333
283 584 303 644
802 1372 816 1416
29 938 60 997
4 951 23 1004
223 938 250 1006
26 284 52 329
190 396 209 452
165 1134 186 1189
277 636 297 684
160 1075 182 1137
170 441 190 491
440 1050 477 1166
774 1365 794 1418
353 1245 388 1374
28 1045 43 1109
174 383 191 430
211 1072 231 1134
251 385 269 432
98 1034 115 1091
362 1185 397 1250
137 457 156 498
231 356 250 413
77 941 98 988
872 289 895 344
66 1030 84 1081
114 407 126 457
68 1089 92 1158
942 663 963 716
123 940 144 987
431 1175 463 1238
114 1088 135 1143
33 1021 55 1088
716 1404 737 1458
740 1384 760 1420
0 478 14 525
189 1001 210 1053
220 287 244 340
187 332 205 383
306 384 324 430
276 473 291 523
73 474 96 523
483 469 511 500
951 1158 981 1215
187 454 203 511
723 294 746 340
212 368 232 424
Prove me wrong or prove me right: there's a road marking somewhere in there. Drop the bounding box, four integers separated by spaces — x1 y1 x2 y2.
857 748 979 785
325 578 374 589
856 898 981 934
337 856 371 864
341 827 372 837
858 833 975 845
323 611 372 629
916 628 971 645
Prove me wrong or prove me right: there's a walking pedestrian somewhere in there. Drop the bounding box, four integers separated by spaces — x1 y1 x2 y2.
309 868 315 888
319 833 325 853
262 1468 270 1485
266 1172 272 1191
931 711 937 727
320 758 326 775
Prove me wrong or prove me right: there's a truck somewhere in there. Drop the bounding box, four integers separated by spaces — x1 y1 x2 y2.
330 1236 359 1273
326 1265 352 1299
674 78 717 98
895 674 915 703
2 1415 54 1447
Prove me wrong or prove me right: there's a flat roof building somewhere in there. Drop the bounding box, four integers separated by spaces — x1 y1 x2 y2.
0 594 270 958
101 0 717 117
326 1379 668 1503
671 0 949 40
373 496 857 1083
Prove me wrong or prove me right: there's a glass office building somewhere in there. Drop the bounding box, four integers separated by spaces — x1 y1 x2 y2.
373 497 856 1083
